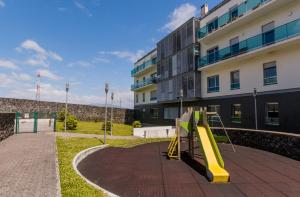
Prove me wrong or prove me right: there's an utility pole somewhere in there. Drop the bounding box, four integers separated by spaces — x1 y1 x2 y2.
104 83 109 144
180 89 183 116
64 83 69 132
36 72 41 114
253 88 258 130
110 92 114 136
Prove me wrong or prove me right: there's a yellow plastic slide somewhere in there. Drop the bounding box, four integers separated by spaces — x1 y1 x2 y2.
196 126 229 183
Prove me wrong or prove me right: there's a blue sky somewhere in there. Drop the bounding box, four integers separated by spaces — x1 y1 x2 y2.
0 0 220 108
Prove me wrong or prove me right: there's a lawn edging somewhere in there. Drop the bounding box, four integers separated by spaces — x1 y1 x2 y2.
72 144 119 197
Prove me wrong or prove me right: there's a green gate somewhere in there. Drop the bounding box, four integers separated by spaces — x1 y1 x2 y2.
15 112 56 134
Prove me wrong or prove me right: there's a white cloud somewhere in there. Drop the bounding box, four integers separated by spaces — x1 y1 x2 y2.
0 73 14 88
0 0 5 8
67 60 93 68
162 3 197 32
99 50 145 63
74 0 92 17
11 72 32 81
0 59 18 69
37 69 62 80
17 39 63 67
58 7 67 12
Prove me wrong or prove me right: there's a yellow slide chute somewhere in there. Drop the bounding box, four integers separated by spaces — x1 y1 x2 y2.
196 126 229 183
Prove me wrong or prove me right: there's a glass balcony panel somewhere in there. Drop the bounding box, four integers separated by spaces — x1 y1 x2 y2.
231 83 240 90
219 13 230 27
198 0 272 39
198 18 300 68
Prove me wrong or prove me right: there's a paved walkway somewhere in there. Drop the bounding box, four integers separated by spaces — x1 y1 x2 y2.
56 132 139 139
0 132 60 197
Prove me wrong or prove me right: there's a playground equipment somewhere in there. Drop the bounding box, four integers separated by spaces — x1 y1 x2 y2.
167 108 234 183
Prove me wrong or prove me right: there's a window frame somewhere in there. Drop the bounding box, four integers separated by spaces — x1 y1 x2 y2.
263 61 277 86
231 104 241 123
230 70 240 90
207 75 220 93
265 102 279 126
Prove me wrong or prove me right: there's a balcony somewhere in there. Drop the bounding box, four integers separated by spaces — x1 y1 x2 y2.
198 18 300 69
131 76 157 91
198 0 272 40
131 58 156 77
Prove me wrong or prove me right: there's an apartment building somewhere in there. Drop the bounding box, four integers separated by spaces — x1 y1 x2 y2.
131 49 160 124
132 0 300 133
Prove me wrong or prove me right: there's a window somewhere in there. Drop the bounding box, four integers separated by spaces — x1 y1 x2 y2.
136 94 139 103
229 5 238 21
207 105 220 125
207 47 219 64
188 76 194 90
230 37 239 55
207 18 218 33
142 93 145 102
150 108 159 119
143 77 146 85
164 107 179 120
263 62 277 85
231 104 241 123
207 105 220 114
262 22 275 45
265 103 279 126
150 90 157 101
207 75 219 93
230 70 240 90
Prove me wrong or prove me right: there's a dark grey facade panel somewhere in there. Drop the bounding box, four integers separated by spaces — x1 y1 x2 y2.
135 90 300 134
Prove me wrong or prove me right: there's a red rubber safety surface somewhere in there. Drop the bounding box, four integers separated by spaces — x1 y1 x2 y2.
77 142 300 197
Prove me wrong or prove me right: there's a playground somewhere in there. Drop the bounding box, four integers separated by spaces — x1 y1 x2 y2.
75 109 300 197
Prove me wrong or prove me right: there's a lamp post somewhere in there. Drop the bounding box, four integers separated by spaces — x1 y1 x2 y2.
104 83 109 144
180 89 183 116
64 83 70 132
110 92 114 136
253 88 258 130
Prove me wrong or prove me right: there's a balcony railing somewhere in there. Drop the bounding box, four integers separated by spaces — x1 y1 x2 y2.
198 0 271 39
131 76 157 91
231 82 240 90
131 58 157 77
198 18 300 68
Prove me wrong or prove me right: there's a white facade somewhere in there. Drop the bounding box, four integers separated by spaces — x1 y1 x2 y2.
199 0 300 98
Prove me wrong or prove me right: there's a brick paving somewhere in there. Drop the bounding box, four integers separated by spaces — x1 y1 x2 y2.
78 142 300 197
0 131 60 197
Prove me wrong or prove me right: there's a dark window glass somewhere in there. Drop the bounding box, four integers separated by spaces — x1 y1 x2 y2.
230 70 240 90
150 108 159 119
207 47 219 64
229 6 238 21
207 18 218 33
142 93 145 102
207 75 219 93
265 103 279 126
262 22 275 45
263 62 277 85
231 104 241 123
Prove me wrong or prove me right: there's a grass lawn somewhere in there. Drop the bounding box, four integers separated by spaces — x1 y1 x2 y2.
56 137 170 197
56 121 133 136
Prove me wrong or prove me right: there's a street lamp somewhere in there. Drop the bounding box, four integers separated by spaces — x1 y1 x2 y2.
64 83 70 132
253 88 258 130
104 83 109 144
110 92 114 136
180 89 183 116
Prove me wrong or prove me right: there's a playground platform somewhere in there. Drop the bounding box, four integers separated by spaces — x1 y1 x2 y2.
78 142 300 197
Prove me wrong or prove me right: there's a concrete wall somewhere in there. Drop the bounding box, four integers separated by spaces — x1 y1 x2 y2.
0 98 134 124
0 113 15 141
133 126 176 138
225 128 300 161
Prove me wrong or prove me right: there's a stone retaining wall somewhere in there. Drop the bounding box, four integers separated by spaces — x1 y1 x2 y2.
221 129 300 161
0 97 134 124
0 113 15 141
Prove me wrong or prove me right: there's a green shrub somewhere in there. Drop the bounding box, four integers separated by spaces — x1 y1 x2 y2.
57 108 70 122
66 115 78 130
132 120 142 128
101 121 113 131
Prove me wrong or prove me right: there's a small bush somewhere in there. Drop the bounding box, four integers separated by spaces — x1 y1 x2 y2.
102 121 113 131
132 120 142 128
66 115 78 130
57 108 70 122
